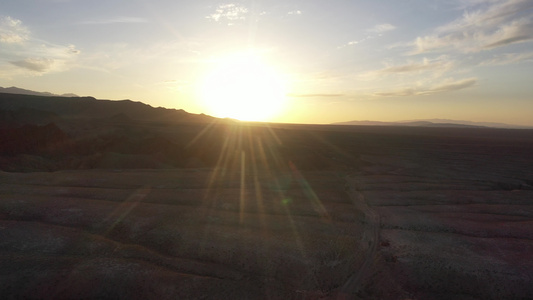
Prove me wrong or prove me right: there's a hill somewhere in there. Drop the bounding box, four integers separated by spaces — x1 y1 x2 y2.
0 91 219 171
0 92 212 124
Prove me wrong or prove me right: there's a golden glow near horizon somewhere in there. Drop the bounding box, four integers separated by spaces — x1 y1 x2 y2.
200 52 287 121
2 1 533 126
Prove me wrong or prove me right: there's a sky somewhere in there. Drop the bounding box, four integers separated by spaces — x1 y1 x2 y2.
1 0 532 125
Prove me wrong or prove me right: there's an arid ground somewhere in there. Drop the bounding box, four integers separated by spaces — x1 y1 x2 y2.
1 94 533 299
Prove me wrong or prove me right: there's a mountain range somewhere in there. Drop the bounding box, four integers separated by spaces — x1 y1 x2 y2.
0 87 219 171
333 119 533 129
0 86 79 98
0 86 213 125
1 86 531 129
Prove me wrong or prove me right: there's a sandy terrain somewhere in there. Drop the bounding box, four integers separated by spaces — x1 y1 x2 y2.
1 95 533 299
345 129 533 299
0 169 368 299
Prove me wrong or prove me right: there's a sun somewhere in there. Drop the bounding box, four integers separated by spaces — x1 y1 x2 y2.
200 52 287 121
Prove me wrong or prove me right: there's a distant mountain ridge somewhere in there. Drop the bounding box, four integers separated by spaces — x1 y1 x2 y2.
0 87 213 124
2 86 531 129
0 87 220 171
0 86 79 97
334 119 533 129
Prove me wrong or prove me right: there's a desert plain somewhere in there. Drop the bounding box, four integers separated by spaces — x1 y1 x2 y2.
1 93 533 299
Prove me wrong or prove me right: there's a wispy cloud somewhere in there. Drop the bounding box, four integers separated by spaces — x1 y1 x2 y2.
374 77 477 97
288 93 344 98
438 0 531 32
206 3 249 25
339 23 396 48
79 17 148 25
430 77 477 93
412 0 533 53
337 40 363 49
6 43 81 75
479 51 533 65
288 10 302 15
373 57 453 75
0 16 80 78
10 58 54 72
482 18 533 49
0 16 29 44
368 23 396 34
362 56 454 81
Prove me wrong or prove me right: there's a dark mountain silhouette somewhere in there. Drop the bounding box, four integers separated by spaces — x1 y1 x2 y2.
0 92 213 124
0 90 219 171
0 89 347 172
2 88 532 173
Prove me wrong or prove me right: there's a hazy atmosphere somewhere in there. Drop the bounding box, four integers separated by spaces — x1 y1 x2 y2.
2 2 533 299
1 0 532 124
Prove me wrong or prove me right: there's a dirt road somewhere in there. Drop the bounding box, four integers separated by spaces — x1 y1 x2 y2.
337 176 381 297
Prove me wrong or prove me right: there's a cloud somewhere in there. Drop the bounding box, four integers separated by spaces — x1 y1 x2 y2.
0 16 29 43
206 3 249 24
79 17 148 25
438 0 532 32
368 23 396 34
374 88 418 97
430 77 477 93
0 16 80 78
412 0 533 53
339 23 396 48
7 43 80 75
374 77 477 97
287 93 344 98
288 10 302 15
10 58 54 72
482 18 533 49
67 44 81 55
373 57 453 75
361 56 454 81
337 39 363 49
479 51 533 65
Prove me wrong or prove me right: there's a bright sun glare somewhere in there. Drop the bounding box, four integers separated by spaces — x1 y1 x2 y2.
201 52 287 121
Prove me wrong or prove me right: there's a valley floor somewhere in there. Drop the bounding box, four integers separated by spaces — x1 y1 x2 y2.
1 125 533 299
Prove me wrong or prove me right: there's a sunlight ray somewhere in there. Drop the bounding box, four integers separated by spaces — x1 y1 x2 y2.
239 150 246 225
185 119 218 148
281 195 311 275
102 186 151 235
289 162 330 220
